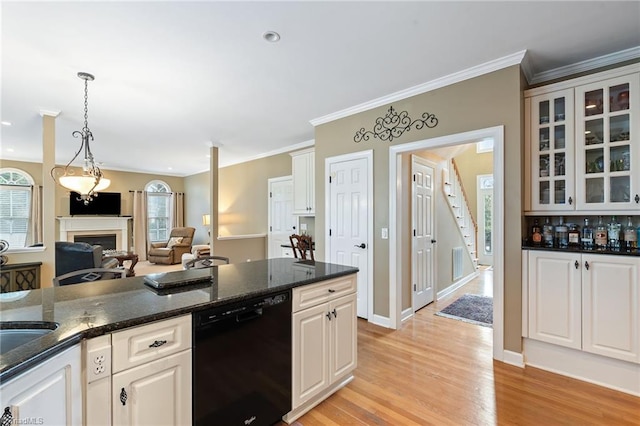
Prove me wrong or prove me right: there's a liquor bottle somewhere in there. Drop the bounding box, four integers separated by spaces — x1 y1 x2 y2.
595 216 607 250
531 219 542 247
568 223 581 248
542 217 555 248
623 216 637 250
581 218 594 250
607 216 621 251
555 216 568 248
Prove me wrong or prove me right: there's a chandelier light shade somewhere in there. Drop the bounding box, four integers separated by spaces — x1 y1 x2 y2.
51 72 110 204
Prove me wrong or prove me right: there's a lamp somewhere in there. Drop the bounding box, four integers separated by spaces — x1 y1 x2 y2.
51 72 110 204
202 214 211 236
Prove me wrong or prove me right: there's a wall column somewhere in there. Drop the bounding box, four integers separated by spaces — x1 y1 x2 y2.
40 109 59 287
209 145 219 250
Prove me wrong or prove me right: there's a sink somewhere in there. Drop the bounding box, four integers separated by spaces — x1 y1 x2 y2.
0 322 59 355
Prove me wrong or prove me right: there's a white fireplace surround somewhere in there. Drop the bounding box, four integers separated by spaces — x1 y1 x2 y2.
58 216 132 251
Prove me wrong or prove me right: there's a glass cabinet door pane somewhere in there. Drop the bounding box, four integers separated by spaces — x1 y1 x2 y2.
610 83 630 112
585 178 604 203
554 97 565 121
554 181 566 204
539 181 550 204
554 125 565 149
539 100 550 124
610 145 630 172
610 114 630 142
539 128 550 151
585 119 603 145
585 148 604 174
540 154 550 177
555 153 565 176
585 89 604 116
610 176 630 202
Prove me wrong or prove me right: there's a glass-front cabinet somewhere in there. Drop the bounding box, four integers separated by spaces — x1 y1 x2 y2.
526 65 639 213
575 74 639 210
530 89 575 211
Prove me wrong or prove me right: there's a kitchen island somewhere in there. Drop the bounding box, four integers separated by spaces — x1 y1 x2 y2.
0 258 359 425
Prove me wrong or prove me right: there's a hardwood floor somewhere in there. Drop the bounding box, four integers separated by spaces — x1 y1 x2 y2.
288 268 640 425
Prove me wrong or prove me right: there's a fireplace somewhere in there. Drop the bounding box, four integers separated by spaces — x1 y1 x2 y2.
74 234 117 250
58 217 132 251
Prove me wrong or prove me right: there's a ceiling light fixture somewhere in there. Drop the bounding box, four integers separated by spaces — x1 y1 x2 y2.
1 121 11 126
51 72 110 204
263 31 280 43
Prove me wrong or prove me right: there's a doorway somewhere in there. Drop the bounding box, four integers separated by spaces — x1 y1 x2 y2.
389 126 505 360
477 174 494 267
267 176 295 259
411 155 435 311
325 150 373 319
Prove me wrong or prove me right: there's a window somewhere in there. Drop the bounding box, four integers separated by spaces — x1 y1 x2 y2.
0 169 34 248
146 180 171 242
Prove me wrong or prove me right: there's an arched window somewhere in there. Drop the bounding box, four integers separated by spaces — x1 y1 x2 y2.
145 180 171 242
0 169 34 248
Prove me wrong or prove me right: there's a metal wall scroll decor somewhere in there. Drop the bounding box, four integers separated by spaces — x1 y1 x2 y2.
354 106 438 143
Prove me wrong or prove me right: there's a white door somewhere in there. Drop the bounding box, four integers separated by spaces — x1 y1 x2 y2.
268 176 295 258
411 156 435 311
328 156 370 319
477 174 494 266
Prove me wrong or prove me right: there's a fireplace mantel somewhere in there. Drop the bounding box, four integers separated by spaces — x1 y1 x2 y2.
57 216 132 251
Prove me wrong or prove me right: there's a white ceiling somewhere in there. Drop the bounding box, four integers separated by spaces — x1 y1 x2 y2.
2 1 639 176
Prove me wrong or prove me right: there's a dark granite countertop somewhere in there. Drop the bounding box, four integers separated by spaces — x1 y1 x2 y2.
522 246 640 256
0 258 358 383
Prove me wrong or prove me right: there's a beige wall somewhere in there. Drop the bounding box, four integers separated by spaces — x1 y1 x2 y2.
314 65 523 352
453 144 493 225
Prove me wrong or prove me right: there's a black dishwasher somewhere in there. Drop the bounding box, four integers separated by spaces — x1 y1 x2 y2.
193 291 292 426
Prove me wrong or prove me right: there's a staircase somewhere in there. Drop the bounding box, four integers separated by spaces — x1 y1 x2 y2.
442 159 478 270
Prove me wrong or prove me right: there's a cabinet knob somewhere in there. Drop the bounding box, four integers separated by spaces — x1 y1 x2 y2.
568 196 573 205
332 308 337 318
327 289 336 293
635 194 639 204
120 388 128 406
326 312 332 321
1 407 13 425
574 260 579 269
584 261 590 271
148 340 167 348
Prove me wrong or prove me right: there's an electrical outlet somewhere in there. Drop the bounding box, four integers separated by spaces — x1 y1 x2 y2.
87 345 111 382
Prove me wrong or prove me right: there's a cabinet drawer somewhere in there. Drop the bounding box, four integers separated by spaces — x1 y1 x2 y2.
112 315 191 374
293 275 356 313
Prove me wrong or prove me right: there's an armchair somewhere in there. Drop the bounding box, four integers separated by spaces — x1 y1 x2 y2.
55 241 120 285
148 227 195 265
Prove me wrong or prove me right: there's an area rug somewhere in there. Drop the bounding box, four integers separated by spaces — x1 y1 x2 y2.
435 294 493 327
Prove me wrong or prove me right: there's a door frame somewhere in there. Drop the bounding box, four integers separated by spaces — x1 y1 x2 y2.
411 155 437 312
325 149 374 322
389 126 505 361
267 175 294 258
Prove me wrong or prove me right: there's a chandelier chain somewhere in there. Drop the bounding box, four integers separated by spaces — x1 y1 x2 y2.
83 78 89 132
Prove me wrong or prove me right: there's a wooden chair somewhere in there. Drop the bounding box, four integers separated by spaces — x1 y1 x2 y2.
289 234 314 261
184 255 230 269
53 268 126 286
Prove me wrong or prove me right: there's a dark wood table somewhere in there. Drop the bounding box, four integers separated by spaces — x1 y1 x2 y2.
104 252 139 277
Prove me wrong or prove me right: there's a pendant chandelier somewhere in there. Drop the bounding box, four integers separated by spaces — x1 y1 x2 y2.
51 72 110 204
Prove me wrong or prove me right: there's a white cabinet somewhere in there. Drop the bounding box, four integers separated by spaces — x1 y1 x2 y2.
111 315 192 426
0 344 82 426
582 254 639 362
291 148 315 215
528 251 582 349
525 65 640 212
527 251 640 363
285 274 357 423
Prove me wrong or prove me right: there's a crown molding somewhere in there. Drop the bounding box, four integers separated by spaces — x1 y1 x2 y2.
310 50 527 127
218 139 315 169
528 46 640 85
39 109 61 117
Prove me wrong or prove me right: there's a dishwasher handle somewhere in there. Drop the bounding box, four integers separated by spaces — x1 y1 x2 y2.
236 308 263 323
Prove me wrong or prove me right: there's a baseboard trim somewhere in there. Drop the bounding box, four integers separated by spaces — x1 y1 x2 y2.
436 271 480 300
501 350 525 368
401 308 414 323
370 314 392 329
282 374 354 424
524 338 640 396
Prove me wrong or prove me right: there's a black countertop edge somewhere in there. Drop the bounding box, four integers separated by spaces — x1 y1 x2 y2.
522 246 640 256
0 259 358 383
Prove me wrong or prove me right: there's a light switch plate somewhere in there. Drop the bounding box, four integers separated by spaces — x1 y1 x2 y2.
381 228 388 239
